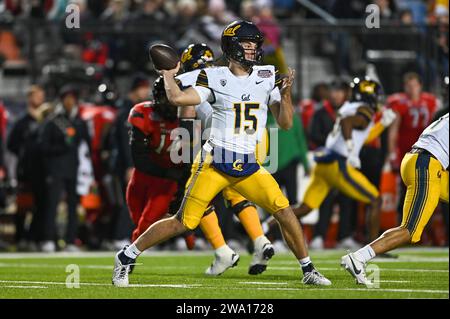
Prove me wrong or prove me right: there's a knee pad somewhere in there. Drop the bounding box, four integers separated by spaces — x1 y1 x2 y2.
231 200 256 218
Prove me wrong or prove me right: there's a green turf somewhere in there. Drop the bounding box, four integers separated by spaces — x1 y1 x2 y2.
0 248 448 299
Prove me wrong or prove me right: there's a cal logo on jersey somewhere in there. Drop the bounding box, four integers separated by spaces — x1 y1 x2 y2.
232 159 244 172
223 24 241 36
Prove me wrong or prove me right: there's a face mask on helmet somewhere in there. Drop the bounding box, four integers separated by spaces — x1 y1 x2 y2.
181 43 215 72
221 21 264 69
152 77 178 121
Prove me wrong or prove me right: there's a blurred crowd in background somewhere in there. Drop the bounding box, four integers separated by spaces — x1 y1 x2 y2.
0 0 448 252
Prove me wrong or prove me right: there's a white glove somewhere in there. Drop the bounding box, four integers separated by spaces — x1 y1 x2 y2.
345 139 355 154
381 108 396 127
347 153 361 169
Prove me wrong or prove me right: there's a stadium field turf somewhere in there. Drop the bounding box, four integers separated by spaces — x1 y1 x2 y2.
0 247 447 299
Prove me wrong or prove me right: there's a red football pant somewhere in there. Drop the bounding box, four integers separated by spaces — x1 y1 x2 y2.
126 169 178 242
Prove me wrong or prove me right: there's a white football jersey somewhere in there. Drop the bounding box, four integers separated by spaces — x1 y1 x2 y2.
176 70 213 130
325 101 374 158
193 65 281 154
413 113 449 168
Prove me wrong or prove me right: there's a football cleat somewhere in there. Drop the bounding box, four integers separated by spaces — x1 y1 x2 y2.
112 247 135 287
248 236 275 275
341 253 372 286
302 268 332 286
205 247 240 276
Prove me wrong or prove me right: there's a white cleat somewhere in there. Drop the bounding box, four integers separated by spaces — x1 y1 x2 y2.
112 250 131 287
341 253 372 286
302 269 332 286
205 246 240 276
248 236 275 275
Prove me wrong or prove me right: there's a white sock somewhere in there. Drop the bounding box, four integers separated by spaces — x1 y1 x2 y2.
298 256 312 267
354 245 376 263
124 243 141 259
261 222 269 234
254 235 268 248
216 244 233 256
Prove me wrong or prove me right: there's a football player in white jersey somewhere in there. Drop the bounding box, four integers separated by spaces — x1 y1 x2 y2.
112 20 331 287
288 78 392 241
342 113 449 285
175 43 276 276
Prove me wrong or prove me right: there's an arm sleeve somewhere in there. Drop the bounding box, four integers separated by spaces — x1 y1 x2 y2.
268 86 281 107
194 69 214 104
193 86 214 104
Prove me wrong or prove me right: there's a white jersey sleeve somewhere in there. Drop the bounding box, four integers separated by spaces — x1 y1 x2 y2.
413 113 449 168
177 69 214 131
176 69 200 88
193 86 214 104
268 86 281 106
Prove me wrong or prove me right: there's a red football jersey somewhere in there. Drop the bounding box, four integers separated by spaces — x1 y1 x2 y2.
297 99 315 130
387 92 437 158
0 101 8 141
80 104 117 153
128 101 180 169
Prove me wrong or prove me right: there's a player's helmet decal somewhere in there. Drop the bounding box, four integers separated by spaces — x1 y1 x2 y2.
181 43 215 72
350 77 384 110
221 20 264 69
152 76 178 121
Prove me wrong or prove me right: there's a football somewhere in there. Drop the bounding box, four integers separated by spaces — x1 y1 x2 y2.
149 44 179 71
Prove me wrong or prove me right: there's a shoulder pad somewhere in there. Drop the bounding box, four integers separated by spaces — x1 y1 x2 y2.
128 101 154 134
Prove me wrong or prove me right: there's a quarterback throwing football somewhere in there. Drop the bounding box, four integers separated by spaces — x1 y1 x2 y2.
112 21 331 287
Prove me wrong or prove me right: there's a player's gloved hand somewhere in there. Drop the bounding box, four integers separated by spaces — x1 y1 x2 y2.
347 154 361 169
345 139 354 155
381 108 396 127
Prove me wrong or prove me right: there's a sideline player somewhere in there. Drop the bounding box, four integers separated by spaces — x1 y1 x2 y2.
342 113 448 285
112 20 331 287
